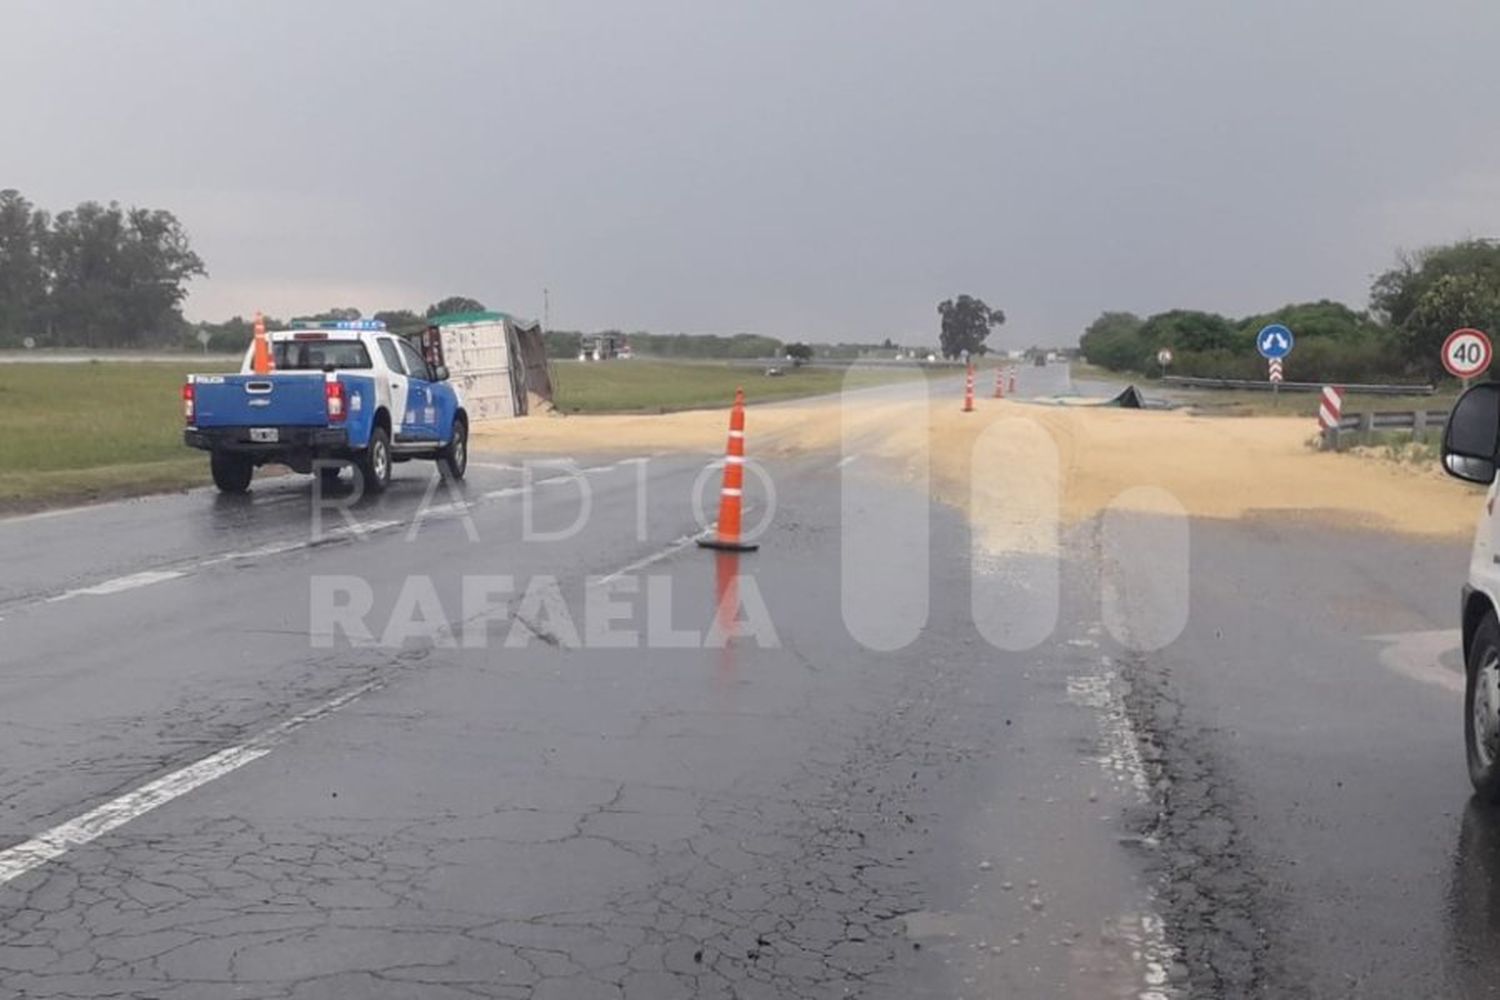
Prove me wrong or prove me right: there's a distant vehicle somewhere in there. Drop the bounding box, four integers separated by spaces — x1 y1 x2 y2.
580 333 628 361
182 320 468 495
1441 382 1500 796
764 366 785 377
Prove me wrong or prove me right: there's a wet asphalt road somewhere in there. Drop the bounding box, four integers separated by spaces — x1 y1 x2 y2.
0 364 1492 999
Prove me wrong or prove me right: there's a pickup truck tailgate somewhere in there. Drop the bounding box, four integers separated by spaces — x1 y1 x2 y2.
192 374 328 426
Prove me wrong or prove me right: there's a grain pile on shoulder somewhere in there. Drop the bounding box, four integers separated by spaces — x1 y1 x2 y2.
472 394 1481 540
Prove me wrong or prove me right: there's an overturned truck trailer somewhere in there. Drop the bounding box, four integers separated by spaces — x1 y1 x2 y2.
420 311 554 420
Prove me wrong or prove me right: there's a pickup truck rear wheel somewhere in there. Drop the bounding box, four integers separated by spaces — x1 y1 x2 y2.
357 427 392 494
210 451 253 494
1467 611 1500 800
439 418 468 481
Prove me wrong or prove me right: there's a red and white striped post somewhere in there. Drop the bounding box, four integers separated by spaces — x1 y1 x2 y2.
1317 385 1345 450
993 368 1005 399
1008 366 1018 394
963 364 976 412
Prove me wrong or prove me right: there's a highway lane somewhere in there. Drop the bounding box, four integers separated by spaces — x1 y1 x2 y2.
0 364 1163 999
0 455 721 839
1105 516 1483 999
3 360 1485 997
0 437 1164 998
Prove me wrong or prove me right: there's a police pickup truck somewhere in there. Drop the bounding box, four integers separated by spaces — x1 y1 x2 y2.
183 320 469 494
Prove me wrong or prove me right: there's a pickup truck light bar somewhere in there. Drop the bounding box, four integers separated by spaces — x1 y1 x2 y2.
286 319 387 331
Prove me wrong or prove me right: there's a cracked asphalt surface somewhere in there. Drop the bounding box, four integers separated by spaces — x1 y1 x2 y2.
2 365 1498 998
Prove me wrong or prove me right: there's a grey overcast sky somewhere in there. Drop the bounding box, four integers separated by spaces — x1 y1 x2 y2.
5 0 1500 348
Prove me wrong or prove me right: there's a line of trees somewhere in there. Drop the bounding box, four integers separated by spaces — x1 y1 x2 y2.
193 313 904 362
537 329 912 361
1082 239 1500 383
0 190 205 348
0 188 926 360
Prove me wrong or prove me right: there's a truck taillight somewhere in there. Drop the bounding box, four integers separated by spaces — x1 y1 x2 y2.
325 380 346 422
182 380 195 424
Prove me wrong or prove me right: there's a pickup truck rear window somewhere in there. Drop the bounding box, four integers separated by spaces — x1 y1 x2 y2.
272 340 373 370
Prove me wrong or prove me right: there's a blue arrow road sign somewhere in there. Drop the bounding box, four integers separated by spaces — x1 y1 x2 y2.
1256 324 1295 359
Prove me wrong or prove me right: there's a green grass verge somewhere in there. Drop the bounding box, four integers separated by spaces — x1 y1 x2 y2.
1304 429 1442 465
550 359 932 413
1169 388 1457 418
0 360 235 509
0 358 933 508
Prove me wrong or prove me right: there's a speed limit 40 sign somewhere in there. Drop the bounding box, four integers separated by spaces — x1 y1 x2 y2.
1443 328 1493 379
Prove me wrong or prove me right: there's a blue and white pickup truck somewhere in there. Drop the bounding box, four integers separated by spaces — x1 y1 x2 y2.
183 320 469 494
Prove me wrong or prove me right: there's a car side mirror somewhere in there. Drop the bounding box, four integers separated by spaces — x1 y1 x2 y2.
432 364 449 382
1442 382 1500 484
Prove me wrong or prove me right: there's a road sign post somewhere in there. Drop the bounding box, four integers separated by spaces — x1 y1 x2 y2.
1156 347 1173 378
1257 325 1293 407
1442 328 1492 389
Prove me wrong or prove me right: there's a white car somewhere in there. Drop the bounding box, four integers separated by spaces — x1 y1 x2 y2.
1441 383 1500 796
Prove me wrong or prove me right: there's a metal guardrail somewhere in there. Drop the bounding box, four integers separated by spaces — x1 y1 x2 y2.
1161 375 1435 396
1321 409 1450 450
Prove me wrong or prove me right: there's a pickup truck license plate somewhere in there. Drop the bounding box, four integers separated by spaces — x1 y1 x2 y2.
249 428 279 443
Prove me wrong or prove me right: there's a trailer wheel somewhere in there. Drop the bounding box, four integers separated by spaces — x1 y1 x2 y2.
210 451 253 494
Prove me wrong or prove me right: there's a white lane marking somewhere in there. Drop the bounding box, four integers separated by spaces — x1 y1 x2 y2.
468 461 523 472
230 519 404 557
836 454 859 469
1067 671 1152 802
0 454 651 615
1067 665 1180 999
586 499 753 589
47 570 188 602
409 502 470 521
0 488 732 882
0 679 383 887
11 520 408 614
1368 629 1463 695
589 525 718 588
198 540 305 564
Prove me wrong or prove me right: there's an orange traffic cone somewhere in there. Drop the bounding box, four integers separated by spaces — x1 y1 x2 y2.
993 368 1005 399
963 363 975 412
698 388 759 552
251 310 273 375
